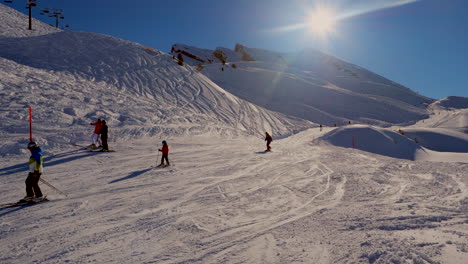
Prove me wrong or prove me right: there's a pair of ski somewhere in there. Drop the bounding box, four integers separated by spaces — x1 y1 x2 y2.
1 196 49 209
73 144 114 152
90 148 115 152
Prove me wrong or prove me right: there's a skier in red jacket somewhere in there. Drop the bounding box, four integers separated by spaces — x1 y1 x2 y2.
90 119 102 148
158 140 170 167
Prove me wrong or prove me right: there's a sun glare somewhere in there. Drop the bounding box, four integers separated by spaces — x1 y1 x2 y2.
306 7 336 36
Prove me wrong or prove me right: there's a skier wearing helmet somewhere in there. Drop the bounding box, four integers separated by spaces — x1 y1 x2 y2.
22 141 44 202
158 140 170 167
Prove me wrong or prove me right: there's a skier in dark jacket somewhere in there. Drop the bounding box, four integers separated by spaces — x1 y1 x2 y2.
22 141 44 202
158 140 170 166
265 132 273 152
100 120 109 151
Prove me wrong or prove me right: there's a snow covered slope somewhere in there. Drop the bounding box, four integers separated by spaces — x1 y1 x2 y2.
316 95 468 158
171 44 433 127
0 4 312 155
432 96 468 110
0 3 60 38
421 96 468 132
392 96 468 152
402 128 468 153
1 130 467 264
1 4 467 264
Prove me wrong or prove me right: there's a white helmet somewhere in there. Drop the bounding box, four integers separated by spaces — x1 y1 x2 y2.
27 141 38 148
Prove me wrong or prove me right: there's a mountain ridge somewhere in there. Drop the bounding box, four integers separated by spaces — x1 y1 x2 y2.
171 43 433 126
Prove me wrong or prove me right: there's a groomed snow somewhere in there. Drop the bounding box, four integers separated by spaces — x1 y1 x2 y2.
1 129 467 263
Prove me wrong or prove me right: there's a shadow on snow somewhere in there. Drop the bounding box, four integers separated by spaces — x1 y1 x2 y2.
0 150 99 176
108 168 153 184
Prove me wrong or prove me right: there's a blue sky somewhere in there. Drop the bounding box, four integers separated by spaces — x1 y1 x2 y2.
6 0 467 99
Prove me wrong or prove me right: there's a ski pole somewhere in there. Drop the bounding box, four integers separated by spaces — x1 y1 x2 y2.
39 178 68 197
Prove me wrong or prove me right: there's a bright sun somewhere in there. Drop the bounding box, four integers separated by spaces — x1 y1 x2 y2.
306 7 336 36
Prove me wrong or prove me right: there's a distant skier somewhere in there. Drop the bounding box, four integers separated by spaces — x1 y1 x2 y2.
22 141 44 202
90 119 102 148
158 140 170 167
100 120 109 151
265 132 273 152
320 124 323 131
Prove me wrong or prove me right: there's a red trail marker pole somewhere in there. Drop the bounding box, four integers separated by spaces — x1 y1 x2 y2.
29 106 33 142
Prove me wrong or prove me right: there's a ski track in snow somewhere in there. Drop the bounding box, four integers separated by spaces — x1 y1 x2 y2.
1 129 467 264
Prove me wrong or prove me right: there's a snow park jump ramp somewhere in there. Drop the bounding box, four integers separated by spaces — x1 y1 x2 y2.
317 125 425 160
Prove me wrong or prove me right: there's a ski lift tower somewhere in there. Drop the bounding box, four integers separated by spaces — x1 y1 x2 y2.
3 1 37 30
27 0 37 30
41 8 64 28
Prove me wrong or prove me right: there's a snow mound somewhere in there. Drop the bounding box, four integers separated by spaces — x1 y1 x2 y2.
318 125 423 160
401 128 468 153
0 3 61 38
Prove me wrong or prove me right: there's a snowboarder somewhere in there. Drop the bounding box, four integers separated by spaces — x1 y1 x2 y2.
265 132 273 152
158 140 170 166
100 120 109 151
90 119 102 148
22 141 44 202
